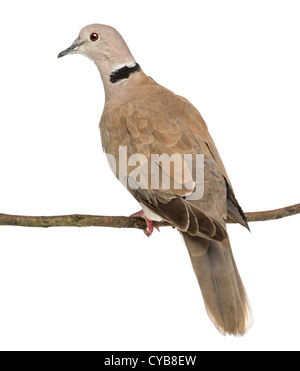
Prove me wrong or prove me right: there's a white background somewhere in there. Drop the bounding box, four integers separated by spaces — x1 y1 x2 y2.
0 0 299 351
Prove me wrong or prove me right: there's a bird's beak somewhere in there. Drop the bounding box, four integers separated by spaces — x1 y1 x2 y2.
58 41 84 58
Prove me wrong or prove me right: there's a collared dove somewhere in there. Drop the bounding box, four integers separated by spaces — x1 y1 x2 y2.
58 24 251 335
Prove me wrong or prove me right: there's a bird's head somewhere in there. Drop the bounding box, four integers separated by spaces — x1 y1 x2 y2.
58 24 135 69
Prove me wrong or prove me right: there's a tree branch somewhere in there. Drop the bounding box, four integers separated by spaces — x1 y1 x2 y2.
0 203 299 230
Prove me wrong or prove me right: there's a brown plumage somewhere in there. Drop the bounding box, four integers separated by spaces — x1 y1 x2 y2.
58 24 252 335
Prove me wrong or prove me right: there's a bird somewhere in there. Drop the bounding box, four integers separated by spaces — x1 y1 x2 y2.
58 24 251 335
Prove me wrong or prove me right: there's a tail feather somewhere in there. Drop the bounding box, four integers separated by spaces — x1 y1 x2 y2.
182 232 251 336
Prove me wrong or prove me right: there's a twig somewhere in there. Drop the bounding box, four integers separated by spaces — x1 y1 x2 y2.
0 203 299 230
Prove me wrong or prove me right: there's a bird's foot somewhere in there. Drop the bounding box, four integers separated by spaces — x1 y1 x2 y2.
130 210 159 237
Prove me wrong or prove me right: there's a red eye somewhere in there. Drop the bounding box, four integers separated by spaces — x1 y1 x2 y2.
90 33 99 42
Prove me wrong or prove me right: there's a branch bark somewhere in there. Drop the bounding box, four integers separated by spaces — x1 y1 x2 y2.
0 203 299 230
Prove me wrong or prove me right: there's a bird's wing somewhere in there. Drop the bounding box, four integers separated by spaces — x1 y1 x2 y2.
178 94 249 229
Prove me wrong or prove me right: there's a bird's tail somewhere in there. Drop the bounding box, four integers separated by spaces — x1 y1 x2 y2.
182 232 251 335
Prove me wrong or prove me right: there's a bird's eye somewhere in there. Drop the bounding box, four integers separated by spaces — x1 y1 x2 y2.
90 33 99 42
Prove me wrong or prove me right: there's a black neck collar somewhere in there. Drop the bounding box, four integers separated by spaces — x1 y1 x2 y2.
109 63 141 84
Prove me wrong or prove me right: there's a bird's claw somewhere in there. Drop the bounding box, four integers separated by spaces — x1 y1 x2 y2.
130 210 155 237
